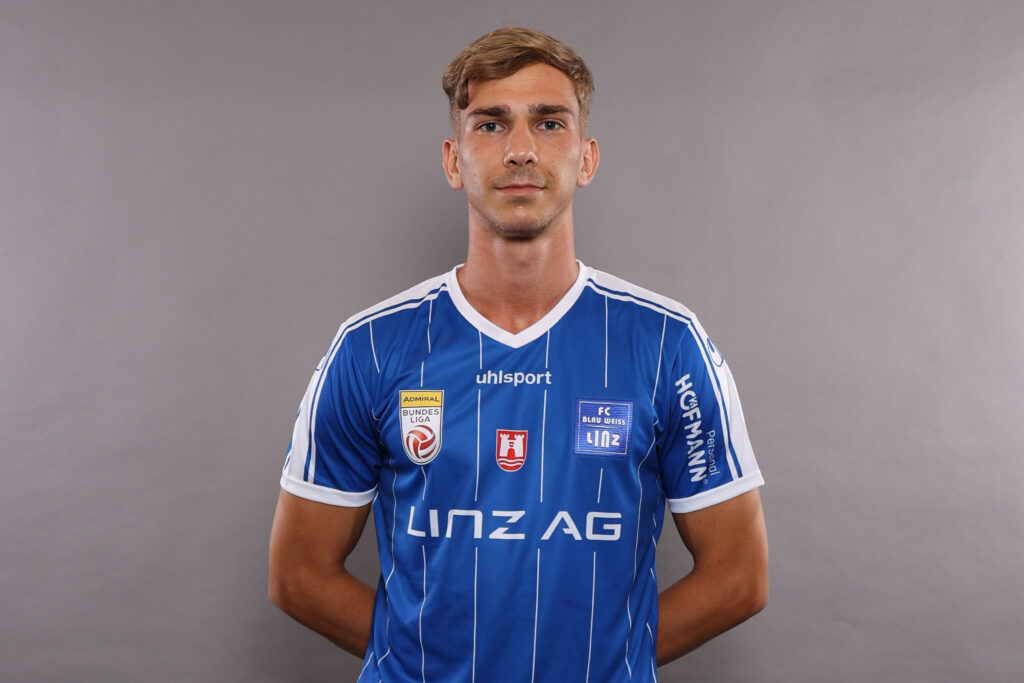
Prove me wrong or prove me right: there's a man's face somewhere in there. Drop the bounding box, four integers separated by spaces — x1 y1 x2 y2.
443 63 598 239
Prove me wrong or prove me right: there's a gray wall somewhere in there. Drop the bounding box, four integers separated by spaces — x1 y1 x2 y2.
3 1 1022 681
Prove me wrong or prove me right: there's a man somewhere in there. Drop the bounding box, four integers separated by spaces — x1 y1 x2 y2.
269 27 768 681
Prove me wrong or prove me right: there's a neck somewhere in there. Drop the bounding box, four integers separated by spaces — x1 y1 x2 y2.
457 213 579 334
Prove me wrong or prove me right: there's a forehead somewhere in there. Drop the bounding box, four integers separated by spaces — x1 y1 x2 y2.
464 62 579 116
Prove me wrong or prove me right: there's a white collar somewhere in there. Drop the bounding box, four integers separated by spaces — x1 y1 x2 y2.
445 260 589 349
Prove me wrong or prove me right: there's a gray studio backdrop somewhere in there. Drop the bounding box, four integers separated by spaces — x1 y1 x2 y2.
3 1 1022 681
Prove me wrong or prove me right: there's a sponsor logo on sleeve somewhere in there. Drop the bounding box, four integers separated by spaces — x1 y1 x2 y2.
574 399 633 457
674 374 718 482
399 390 444 465
495 429 528 472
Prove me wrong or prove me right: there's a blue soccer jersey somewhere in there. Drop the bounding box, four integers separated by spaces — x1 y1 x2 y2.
281 262 763 682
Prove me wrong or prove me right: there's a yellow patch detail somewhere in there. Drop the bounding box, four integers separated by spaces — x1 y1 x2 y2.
400 390 443 407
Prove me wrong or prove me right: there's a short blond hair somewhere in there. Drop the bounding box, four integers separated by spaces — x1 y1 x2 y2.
442 27 594 130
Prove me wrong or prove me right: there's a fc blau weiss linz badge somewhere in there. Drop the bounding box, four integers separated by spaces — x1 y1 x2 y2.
574 399 633 457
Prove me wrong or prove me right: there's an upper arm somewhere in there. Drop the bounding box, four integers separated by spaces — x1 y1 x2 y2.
671 488 769 598
268 490 372 598
655 489 769 663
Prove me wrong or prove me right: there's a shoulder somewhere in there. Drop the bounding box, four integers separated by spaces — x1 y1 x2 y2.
583 266 704 335
336 271 450 339
328 271 449 348
582 266 724 365
584 267 699 322
318 271 450 372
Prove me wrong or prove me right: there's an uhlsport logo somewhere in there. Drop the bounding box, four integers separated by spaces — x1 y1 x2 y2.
476 368 552 387
400 390 443 465
495 429 527 472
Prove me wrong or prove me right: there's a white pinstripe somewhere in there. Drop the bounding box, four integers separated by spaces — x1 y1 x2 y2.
603 295 609 388
531 548 540 682
426 298 433 353
377 452 399 667
622 438 657 675
419 545 427 683
585 551 597 682
472 546 478 682
475 390 481 502
624 637 632 679
651 314 666 404
632 440 656 582
646 622 657 681
626 599 634 664
540 390 547 503
369 320 380 373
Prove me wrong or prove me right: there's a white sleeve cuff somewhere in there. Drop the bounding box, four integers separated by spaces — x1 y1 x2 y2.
280 472 377 507
666 472 764 514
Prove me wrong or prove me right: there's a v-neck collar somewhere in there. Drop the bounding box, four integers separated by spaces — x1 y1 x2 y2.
445 260 589 349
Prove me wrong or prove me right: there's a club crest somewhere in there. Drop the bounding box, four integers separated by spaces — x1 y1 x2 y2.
574 399 633 457
496 429 528 472
400 390 444 465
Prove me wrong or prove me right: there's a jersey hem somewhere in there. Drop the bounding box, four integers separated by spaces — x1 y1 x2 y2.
666 472 765 514
280 473 376 507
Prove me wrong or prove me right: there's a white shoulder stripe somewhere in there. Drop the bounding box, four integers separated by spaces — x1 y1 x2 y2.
346 272 449 326
585 268 699 321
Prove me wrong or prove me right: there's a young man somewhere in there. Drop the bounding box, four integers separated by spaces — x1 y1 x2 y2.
269 27 768 681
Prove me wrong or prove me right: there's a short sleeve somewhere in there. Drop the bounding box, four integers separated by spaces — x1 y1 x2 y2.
280 325 380 506
658 320 763 514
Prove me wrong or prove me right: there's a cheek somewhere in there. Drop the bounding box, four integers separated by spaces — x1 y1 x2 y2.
554 143 583 173
460 165 483 190
457 150 485 183
559 157 585 184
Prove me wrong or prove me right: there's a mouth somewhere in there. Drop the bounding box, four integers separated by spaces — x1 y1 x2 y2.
496 183 544 195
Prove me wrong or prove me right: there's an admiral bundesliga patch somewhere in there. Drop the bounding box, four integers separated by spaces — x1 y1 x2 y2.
400 390 444 465
575 399 633 457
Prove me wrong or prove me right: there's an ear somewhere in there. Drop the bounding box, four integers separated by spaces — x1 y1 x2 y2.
576 138 599 188
442 139 463 190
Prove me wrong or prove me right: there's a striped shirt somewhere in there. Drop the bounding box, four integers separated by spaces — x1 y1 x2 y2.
281 262 763 682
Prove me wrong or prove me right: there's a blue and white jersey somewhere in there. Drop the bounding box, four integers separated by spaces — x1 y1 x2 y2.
281 262 763 682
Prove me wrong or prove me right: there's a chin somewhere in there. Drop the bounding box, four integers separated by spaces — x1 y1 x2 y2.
488 218 552 240
483 206 561 240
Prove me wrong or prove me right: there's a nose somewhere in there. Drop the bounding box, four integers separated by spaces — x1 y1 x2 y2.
503 124 538 167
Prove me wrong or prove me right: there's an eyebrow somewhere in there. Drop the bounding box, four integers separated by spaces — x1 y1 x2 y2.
529 104 575 118
465 103 576 120
466 105 510 120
